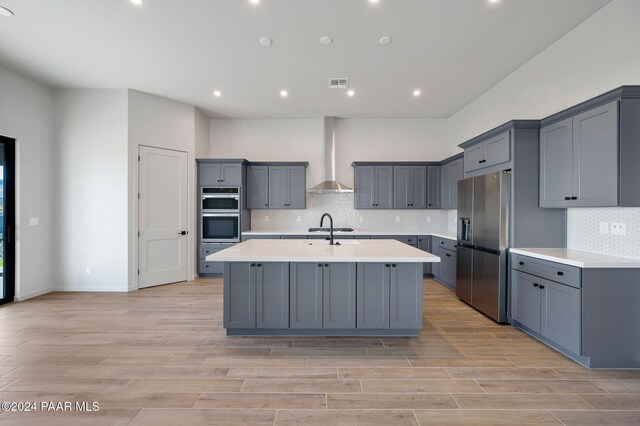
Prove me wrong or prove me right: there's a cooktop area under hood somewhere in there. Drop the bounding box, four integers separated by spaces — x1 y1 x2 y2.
307 116 354 194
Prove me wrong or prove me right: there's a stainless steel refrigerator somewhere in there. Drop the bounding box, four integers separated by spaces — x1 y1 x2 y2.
456 171 510 323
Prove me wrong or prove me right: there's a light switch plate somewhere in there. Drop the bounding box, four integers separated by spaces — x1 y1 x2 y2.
395 215 400 222
29 218 39 226
611 222 626 235
264 216 269 222
427 216 431 223
599 222 609 234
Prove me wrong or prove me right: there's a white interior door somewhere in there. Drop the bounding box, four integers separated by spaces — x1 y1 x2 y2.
138 146 188 288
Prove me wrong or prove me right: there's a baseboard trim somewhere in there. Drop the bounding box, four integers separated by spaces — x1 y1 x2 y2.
14 287 55 302
52 286 129 293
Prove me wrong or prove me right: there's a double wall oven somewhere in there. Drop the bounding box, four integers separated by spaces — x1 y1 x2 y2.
201 187 241 243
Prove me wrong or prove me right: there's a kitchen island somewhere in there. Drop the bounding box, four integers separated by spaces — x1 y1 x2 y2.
207 239 440 336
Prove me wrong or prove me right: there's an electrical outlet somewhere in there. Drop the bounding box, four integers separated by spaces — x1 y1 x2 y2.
611 222 626 235
296 216 301 223
395 215 400 222
427 216 431 223
599 222 609 234
359 216 364 222
86 266 92 275
29 218 39 226
264 216 269 222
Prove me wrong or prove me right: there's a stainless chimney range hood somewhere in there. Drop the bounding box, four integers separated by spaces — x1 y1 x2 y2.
307 116 354 194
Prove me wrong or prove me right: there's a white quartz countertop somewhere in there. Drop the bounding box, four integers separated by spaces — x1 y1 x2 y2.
208 239 441 263
510 248 640 269
243 229 457 240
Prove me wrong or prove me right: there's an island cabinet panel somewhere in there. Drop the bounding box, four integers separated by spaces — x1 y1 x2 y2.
417 236 432 275
246 165 269 209
357 263 390 329
256 263 290 329
390 263 423 329
224 262 256 329
323 263 357 329
289 263 323 329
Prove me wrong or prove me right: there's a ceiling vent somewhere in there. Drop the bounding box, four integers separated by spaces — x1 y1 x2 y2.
328 78 349 89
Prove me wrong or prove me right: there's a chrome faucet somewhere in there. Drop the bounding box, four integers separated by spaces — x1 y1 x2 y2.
319 213 335 245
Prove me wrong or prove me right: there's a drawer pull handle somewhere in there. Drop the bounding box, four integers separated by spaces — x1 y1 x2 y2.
557 271 564 276
446 254 451 257
533 283 539 287
440 241 444 244
519 261 524 265
539 285 545 289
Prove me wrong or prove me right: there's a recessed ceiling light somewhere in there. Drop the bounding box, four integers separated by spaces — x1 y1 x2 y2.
488 0 500 3
413 89 422 97
0 6 14 16
249 0 261 4
369 0 380 4
130 0 143 6
259 37 273 46
378 36 392 46
320 36 333 46
347 90 355 97
280 90 288 98
213 90 222 98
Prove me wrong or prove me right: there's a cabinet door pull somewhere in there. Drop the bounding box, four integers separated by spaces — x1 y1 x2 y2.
317 263 322 267
391 264 397 268
571 196 578 200
533 283 539 287
519 261 524 265
539 285 545 289
385 264 391 268
250 263 256 267
324 263 329 267
257 263 262 267
564 197 571 200
445 254 451 257
557 271 564 276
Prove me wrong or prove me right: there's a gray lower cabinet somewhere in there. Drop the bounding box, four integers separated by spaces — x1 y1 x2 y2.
323 263 356 329
354 165 393 209
200 243 235 274
393 166 427 209
357 263 390 328
289 263 323 329
427 166 441 209
511 258 581 356
370 235 417 247
256 263 289 329
390 263 423 329
247 165 269 209
417 236 432 275
200 162 243 186
224 262 289 329
224 262 256 329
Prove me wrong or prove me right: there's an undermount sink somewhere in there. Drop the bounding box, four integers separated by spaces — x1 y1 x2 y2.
305 240 361 246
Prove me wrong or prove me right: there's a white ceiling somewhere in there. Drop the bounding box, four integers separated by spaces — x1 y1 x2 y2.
0 0 611 118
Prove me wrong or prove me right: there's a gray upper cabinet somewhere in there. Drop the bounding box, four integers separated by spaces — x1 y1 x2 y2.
539 87 640 208
267 165 307 209
393 166 427 209
354 165 393 209
427 166 441 209
441 158 463 209
463 131 511 173
540 101 618 208
246 165 269 209
200 162 243 186
323 263 356 329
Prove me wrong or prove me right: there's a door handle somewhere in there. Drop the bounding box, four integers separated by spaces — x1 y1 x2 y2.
178 231 188 235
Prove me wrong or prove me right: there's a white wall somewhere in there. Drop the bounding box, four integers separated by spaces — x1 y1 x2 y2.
0 65 56 300
128 90 197 284
448 0 640 146
194 108 210 159
54 89 129 291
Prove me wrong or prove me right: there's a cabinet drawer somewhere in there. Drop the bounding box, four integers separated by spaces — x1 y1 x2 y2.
242 235 280 241
433 237 457 251
201 243 235 258
511 254 581 288
200 260 223 275
371 235 417 246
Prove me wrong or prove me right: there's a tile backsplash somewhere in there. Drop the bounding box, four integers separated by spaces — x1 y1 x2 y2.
567 208 640 259
250 193 457 235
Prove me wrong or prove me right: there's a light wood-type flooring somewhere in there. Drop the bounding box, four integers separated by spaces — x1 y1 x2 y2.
0 278 639 425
